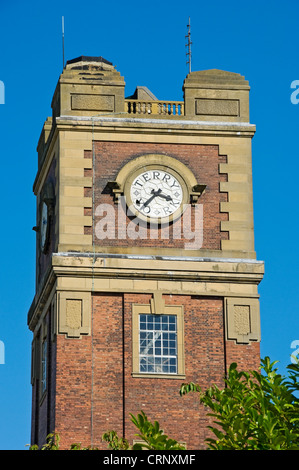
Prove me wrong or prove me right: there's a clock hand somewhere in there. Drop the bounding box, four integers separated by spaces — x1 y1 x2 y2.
136 189 173 210
141 188 162 208
157 193 172 201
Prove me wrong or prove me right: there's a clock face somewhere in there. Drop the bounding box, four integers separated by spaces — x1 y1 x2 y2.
40 202 49 251
129 168 184 222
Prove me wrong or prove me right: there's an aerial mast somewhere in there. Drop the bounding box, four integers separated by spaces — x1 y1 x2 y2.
62 16 65 69
185 17 192 74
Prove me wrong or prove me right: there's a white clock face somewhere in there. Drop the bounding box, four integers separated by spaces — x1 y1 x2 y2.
40 202 48 250
129 169 183 221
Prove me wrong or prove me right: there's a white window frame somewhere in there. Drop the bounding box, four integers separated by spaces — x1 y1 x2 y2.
132 304 185 379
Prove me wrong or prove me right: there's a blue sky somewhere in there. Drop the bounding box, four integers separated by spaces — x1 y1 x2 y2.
0 0 298 450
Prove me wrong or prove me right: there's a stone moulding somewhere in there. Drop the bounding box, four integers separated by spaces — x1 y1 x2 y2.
27 252 264 340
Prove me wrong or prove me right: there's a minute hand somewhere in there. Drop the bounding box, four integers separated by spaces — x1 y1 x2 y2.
157 192 172 201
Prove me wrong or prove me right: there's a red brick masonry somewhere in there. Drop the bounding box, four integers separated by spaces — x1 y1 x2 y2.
85 141 229 250
50 293 260 449
31 142 260 449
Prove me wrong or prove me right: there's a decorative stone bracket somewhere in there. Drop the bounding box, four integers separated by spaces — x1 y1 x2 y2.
225 297 261 344
106 180 122 203
150 291 165 315
57 291 91 338
190 184 206 205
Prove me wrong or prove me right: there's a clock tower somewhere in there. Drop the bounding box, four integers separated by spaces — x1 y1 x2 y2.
28 56 264 449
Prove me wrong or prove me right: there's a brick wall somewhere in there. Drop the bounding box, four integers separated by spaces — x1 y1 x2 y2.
123 293 226 450
54 333 93 446
31 140 260 449
85 141 228 250
51 292 260 450
31 306 56 448
225 340 260 371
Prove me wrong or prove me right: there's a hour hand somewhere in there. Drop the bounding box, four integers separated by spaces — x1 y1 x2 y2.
142 188 162 207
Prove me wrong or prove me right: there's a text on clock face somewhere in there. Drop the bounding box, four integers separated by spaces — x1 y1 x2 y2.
130 170 183 217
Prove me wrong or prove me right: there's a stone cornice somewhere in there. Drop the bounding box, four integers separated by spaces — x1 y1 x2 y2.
27 252 264 331
52 252 264 283
56 114 256 137
33 111 255 194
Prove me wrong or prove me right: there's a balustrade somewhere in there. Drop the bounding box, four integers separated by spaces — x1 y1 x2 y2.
125 99 184 116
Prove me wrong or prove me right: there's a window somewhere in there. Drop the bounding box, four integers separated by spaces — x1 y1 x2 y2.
132 304 185 378
139 314 177 374
41 339 47 394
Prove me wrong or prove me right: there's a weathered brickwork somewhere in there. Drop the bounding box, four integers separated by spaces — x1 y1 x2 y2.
42 293 260 450
123 293 226 450
86 141 228 250
30 306 56 448
225 340 260 371
54 334 93 446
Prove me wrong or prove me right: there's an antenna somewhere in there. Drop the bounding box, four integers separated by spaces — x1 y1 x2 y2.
185 17 192 74
62 16 65 69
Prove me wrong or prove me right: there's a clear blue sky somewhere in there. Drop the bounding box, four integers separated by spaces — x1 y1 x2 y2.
0 0 298 450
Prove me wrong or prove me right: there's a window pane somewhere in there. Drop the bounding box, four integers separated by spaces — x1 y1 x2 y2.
140 358 147 372
139 314 177 375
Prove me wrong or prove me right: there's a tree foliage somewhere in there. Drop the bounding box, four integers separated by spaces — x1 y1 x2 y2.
30 411 184 450
29 433 61 450
103 411 185 450
180 357 299 450
29 357 299 450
